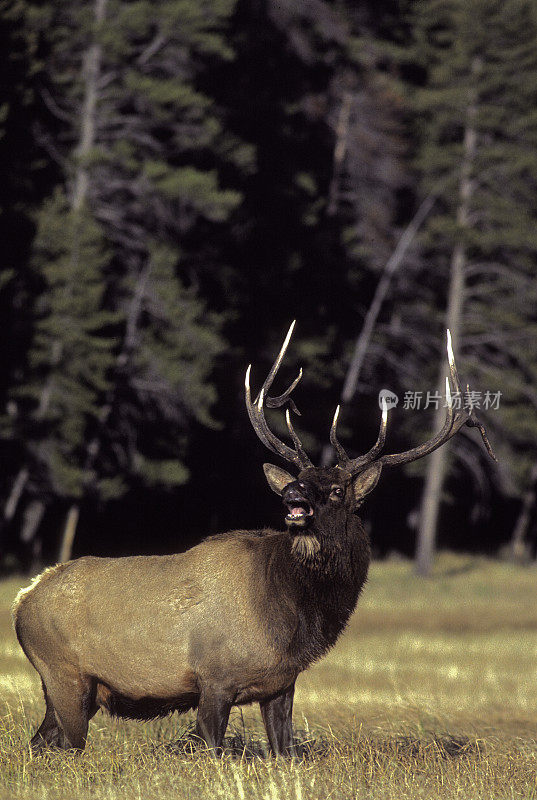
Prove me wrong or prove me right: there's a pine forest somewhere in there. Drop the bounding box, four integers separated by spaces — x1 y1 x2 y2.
1 0 537 575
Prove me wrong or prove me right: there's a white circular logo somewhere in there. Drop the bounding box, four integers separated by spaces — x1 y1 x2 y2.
378 389 399 410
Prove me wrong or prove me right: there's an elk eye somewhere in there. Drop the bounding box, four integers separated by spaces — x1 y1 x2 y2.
331 486 344 499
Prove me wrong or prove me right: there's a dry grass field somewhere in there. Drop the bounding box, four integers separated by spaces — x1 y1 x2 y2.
1 553 536 799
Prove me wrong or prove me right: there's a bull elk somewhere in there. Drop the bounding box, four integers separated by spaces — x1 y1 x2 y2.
13 323 494 755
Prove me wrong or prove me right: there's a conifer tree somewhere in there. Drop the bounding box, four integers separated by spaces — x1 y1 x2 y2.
407 0 537 573
3 0 236 558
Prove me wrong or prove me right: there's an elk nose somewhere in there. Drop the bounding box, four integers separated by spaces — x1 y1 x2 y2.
284 486 306 503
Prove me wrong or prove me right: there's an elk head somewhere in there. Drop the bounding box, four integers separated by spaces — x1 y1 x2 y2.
245 321 496 532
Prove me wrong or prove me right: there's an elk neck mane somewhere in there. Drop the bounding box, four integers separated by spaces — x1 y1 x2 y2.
241 514 371 670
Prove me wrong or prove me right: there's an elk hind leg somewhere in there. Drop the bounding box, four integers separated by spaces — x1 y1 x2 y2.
33 671 95 751
30 684 63 751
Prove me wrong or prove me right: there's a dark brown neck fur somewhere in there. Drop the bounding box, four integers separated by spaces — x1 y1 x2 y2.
254 513 370 671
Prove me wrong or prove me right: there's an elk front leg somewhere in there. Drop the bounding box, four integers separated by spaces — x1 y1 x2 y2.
260 683 295 756
195 686 232 755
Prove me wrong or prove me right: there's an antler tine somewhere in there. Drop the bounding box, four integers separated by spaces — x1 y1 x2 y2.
377 329 495 469
332 401 389 473
253 320 296 404
330 406 353 467
351 399 389 470
446 329 460 394
245 322 314 469
285 409 312 466
466 415 497 461
444 333 496 459
265 369 302 415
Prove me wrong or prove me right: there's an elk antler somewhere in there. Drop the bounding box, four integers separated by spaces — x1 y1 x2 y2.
245 321 314 469
332 329 496 476
330 400 389 473
246 324 496 475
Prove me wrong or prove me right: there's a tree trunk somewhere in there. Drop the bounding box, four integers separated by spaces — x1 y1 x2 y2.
414 58 480 577
20 499 46 572
71 0 107 212
58 504 80 563
414 244 466 576
327 87 352 217
20 499 46 544
53 3 107 561
4 467 29 523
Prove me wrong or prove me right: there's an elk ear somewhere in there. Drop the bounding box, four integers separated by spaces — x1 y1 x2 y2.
263 464 296 495
352 463 383 504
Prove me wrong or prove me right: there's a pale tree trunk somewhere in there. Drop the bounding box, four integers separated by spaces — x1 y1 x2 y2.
58 504 80 563
4 467 30 524
414 58 481 577
20 499 46 572
327 88 352 217
2 0 108 554
71 0 107 213
54 0 109 561
20 500 46 546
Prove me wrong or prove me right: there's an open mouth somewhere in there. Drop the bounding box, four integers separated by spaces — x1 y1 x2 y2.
285 501 314 527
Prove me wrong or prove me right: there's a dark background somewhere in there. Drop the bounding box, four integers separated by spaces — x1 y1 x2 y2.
1 0 536 571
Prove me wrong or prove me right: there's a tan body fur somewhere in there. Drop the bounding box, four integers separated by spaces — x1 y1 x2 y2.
13 532 301 739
